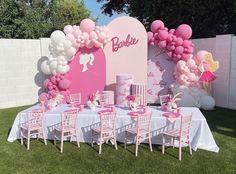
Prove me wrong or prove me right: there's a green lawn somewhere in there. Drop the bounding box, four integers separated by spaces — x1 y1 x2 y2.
0 106 235 174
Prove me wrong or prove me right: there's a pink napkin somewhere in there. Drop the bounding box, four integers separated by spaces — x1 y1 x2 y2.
162 112 180 123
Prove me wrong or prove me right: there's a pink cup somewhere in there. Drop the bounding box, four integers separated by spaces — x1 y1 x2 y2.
79 104 84 111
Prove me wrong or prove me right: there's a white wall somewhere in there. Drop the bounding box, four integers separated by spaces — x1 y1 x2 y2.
0 35 235 109
0 38 50 109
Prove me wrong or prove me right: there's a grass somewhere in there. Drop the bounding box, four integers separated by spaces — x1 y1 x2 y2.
0 106 235 174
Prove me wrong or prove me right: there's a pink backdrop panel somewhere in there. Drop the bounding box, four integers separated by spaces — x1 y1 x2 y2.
104 16 147 90
147 46 175 103
67 47 106 104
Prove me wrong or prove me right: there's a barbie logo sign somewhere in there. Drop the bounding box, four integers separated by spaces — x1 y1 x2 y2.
111 34 139 52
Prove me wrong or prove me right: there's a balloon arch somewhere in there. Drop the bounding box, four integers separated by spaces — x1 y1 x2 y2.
40 18 219 110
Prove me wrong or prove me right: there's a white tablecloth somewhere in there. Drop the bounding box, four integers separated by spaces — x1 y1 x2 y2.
7 104 219 152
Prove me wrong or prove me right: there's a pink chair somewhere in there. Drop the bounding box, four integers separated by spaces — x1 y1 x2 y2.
162 114 193 160
124 112 153 156
91 110 117 154
54 109 80 153
20 108 47 150
69 93 81 107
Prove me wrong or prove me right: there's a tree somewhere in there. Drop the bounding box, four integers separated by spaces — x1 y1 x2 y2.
0 0 90 39
97 0 236 38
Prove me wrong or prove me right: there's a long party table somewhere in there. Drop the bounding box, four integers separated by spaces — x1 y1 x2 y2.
7 104 219 152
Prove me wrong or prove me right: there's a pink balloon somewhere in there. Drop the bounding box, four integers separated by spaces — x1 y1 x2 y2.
51 76 57 84
175 46 184 54
72 28 82 38
175 24 192 39
86 40 94 49
150 20 164 32
98 32 107 42
39 92 48 102
43 79 50 88
58 79 71 90
158 30 168 40
187 46 194 53
157 40 166 48
175 37 183 46
182 53 191 60
169 29 175 34
80 18 95 33
196 50 208 63
182 40 191 47
186 59 196 68
64 25 73 34
177 60 186 67
147 32 154 42
188 73 196 81
65 33 75 42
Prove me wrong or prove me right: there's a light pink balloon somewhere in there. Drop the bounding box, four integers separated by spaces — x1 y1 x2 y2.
186 59 196 68
80 18 95 33
188 73 196 81
177 60 186 67
158 30 169 40
175 24 192 39
175 46 184 54
65 33 75 42
58 79 71 90
82 32 89 41
196 50 208 63
72 28 82 38
64 25 73 34
98 32 107 42
86 40 94 49
150 20 164 32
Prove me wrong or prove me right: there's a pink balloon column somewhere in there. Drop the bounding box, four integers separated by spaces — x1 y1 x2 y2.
147 20 194 62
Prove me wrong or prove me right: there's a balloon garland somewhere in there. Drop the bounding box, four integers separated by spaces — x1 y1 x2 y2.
147 20 219 110
40 18 111 102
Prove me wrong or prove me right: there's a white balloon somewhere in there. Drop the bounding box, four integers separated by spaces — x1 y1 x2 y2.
190 87 201 97
63 40 72 49
178 85 189 94
65 47 77 58
181 94 197 107
199 95 215 110
50 30 66 44
41 60 51 74
49 60 57 69
57 65 70 74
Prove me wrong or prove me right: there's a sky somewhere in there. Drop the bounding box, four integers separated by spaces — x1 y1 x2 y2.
84 1 127 25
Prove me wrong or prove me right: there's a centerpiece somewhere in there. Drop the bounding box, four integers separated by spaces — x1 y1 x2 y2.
126 95 140 111
87 91 100 110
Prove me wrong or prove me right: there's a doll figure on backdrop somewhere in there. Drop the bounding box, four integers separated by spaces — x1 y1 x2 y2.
198 53 219 94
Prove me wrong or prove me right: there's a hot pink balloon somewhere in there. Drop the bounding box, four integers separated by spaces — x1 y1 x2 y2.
58 79 71 90
147 32 154 42
182 53 191 60
43 79 50 88
175 37 183 46
80 18 95 33
175 24 192 39
158 30 168 40
158 40 167 48
150 20 164 32
175 46 184 54
51 76 57 84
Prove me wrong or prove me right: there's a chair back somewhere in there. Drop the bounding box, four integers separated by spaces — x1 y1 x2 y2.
61 109 78 129
159 94 171 106
137 112 152 133
180 114 192 138
98 110 116 132
69 93 81 104
27 109 44 128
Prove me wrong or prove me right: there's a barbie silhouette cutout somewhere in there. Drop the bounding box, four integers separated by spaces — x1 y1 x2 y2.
79 53 95 72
